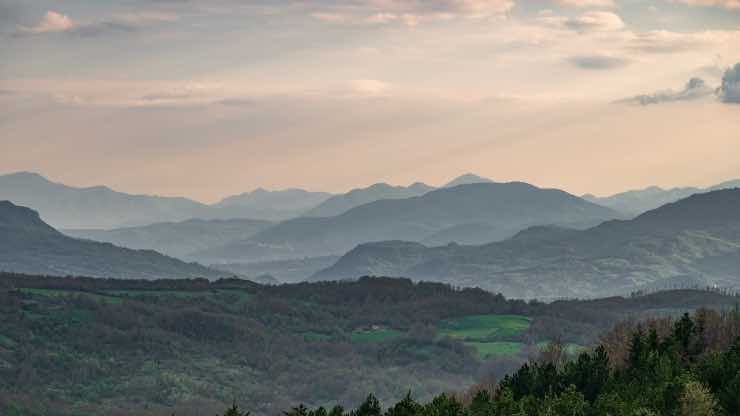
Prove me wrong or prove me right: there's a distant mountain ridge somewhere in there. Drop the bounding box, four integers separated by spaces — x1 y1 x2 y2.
214 188 333 221
304 182 435 217
303 174 494 218
0 172 333 228
64 218 274 260
312 189 740 300
199 182 620 262
444 173 493 187
583 179 740 215
0 201 225 279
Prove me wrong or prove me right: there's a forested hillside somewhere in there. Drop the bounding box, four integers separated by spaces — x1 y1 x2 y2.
252 309 740 416
1 273 737 416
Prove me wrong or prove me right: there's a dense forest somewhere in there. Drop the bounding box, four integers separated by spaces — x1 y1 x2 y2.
224 310 740 416
1 273 738 415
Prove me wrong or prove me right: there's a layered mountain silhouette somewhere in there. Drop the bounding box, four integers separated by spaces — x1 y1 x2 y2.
583 179 740 216
65 218 273 260
0 201 224 279
312 189 740 300
443 173 493 187
213 188 333 221
305 174 493 218
305 182 435 217
200 182 619 262
0 172 333 228
0 172 210 229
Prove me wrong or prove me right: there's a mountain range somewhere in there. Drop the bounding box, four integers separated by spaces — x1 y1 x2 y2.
0 172 496 230
0 172 333 229
583 179 740 216
214 188 333 221
312 189 740 299
64 218 274 259
305 182 435 217
0 201 224 279
200 182 620 262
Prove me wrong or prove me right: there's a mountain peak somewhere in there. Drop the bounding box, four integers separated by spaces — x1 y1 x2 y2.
1 171 49 183
0 200 59 235
444 173 493 188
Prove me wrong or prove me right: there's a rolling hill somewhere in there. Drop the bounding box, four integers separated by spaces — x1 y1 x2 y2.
64 218 274 260
312 189 740 299
203 182 620 262
0 201 225 279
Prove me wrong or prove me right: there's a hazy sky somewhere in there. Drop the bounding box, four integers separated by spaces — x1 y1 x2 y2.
1 0 739 202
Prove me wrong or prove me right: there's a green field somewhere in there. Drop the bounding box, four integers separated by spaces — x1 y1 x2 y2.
0 334 17 349
103 288 253 301
350 328 404 343
103 289 202 298
438 314 531 340
20 288 123 304
437 314 532 358
302 331 334 342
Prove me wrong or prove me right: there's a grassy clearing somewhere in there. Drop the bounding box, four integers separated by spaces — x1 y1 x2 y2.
438 314 532 359
102 288 253 302
0 334 17 349
351 328 404 343
19 288 122 304
465 341 525 358
103 289 205 299
438 314 531 341
303 332 333 342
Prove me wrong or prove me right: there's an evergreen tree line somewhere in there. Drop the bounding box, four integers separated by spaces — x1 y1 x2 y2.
222 310 740 416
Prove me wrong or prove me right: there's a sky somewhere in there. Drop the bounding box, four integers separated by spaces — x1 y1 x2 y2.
1 0 739 202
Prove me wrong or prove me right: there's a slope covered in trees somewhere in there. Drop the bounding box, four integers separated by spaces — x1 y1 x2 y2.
228 309 740 416
1 273 738 416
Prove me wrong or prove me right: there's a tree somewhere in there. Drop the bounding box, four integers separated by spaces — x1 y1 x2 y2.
679 381 717 416
222 402 250 416
352 394 382 416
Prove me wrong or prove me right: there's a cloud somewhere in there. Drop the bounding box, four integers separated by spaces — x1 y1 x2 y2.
569 54 630 70
540 11 625 32
626 30 720 54
666 0 740 9
619 77 715 105
719 63 740 103
310 12 346 23
14 10 177 37
554 0 615 7
16 11 75 34
343 79 391 97
310 0 514 26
